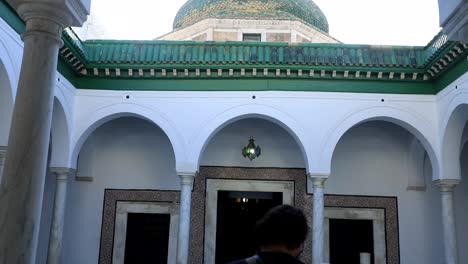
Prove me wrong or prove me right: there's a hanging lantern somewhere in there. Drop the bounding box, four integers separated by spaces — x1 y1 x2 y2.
242 137 261 161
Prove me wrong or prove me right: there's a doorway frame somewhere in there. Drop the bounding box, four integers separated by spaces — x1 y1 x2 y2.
112 201 179 264
190 167 310 264
324 207 387 264
98 189 180 264
204 179 295 264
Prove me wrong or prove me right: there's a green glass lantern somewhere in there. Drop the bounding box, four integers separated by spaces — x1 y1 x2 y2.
242 137 261 161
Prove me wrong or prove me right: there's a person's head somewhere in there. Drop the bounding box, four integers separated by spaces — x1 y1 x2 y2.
254 204 309 257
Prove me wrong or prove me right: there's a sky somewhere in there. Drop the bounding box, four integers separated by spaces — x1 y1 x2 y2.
80 0 442 46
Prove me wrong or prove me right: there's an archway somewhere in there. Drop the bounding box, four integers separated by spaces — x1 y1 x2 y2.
62 116 178 264
318 105 440 178
327 120 443 264
441 103 468 180
454 118 468 263
70 104 186 171
191 104 310 172
200 117 306 168
35 98 72 264
198 116 307 264
0 61 13 147
0 60 13 183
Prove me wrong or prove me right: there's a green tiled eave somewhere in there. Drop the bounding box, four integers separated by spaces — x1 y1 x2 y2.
1 0 467 94
81 40 428 68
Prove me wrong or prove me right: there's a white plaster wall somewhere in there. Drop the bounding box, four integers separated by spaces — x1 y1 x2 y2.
0 18 22 146
0 62 13 146
61 117 179 264
71 89 440 177
0 18 22 97
327 121 444 264
454 124 468 264
437 71 468 180
200 118 305 168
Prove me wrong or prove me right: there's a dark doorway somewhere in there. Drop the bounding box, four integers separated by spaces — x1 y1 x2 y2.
124 213 170 264
329 219 374 264
215 191 283 264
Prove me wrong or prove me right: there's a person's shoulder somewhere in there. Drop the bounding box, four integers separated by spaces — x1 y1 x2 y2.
227 259 248 264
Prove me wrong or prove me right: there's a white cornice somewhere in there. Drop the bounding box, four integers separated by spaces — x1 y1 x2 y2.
7 0 89 27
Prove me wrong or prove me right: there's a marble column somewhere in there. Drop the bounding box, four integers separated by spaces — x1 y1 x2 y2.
47 168 74 264
311 175 327 264
435 179 460 264
0 146 6 182
176 172 196 264
0 2 87 263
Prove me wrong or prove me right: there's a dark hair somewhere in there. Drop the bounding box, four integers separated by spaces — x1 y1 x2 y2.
254 205 309 250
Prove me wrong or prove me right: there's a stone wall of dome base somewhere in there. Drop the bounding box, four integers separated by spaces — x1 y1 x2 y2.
159 18 338 44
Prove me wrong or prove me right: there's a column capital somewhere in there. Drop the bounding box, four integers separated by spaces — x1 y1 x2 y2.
7 0 89 28
49 167 75 181
178 172 197 186
434 179 460 192
308 173 328 188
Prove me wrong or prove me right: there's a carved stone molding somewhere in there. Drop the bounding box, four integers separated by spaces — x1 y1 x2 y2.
434 179 461 192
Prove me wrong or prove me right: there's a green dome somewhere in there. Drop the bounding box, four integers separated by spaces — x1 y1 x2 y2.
173 0 330 33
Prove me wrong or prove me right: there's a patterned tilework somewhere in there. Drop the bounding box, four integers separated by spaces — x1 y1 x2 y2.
97 172 400 264
191 166 400 264
173 0 329 33
323 195 400 264
81 40 427 67
191 167 310 264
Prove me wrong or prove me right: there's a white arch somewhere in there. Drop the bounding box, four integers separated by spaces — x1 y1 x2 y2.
70 103 186 170
407 137 428 190
54 82 73 122
49 98 72 168
189 103 310 172
462 123 468 150
440 92 468 180
318 104 440 179
0 40 18 100
0 40 18 146
441 92 468 139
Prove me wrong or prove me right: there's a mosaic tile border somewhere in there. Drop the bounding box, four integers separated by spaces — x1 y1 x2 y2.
323 195 400 264
190 166 311 264
98 189 180 264
191 166 400 264
97 169 399 264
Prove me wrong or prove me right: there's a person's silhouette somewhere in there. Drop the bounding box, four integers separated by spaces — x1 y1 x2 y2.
228 204 309 264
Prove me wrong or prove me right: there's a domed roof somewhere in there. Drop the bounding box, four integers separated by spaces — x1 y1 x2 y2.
173 0 329 33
